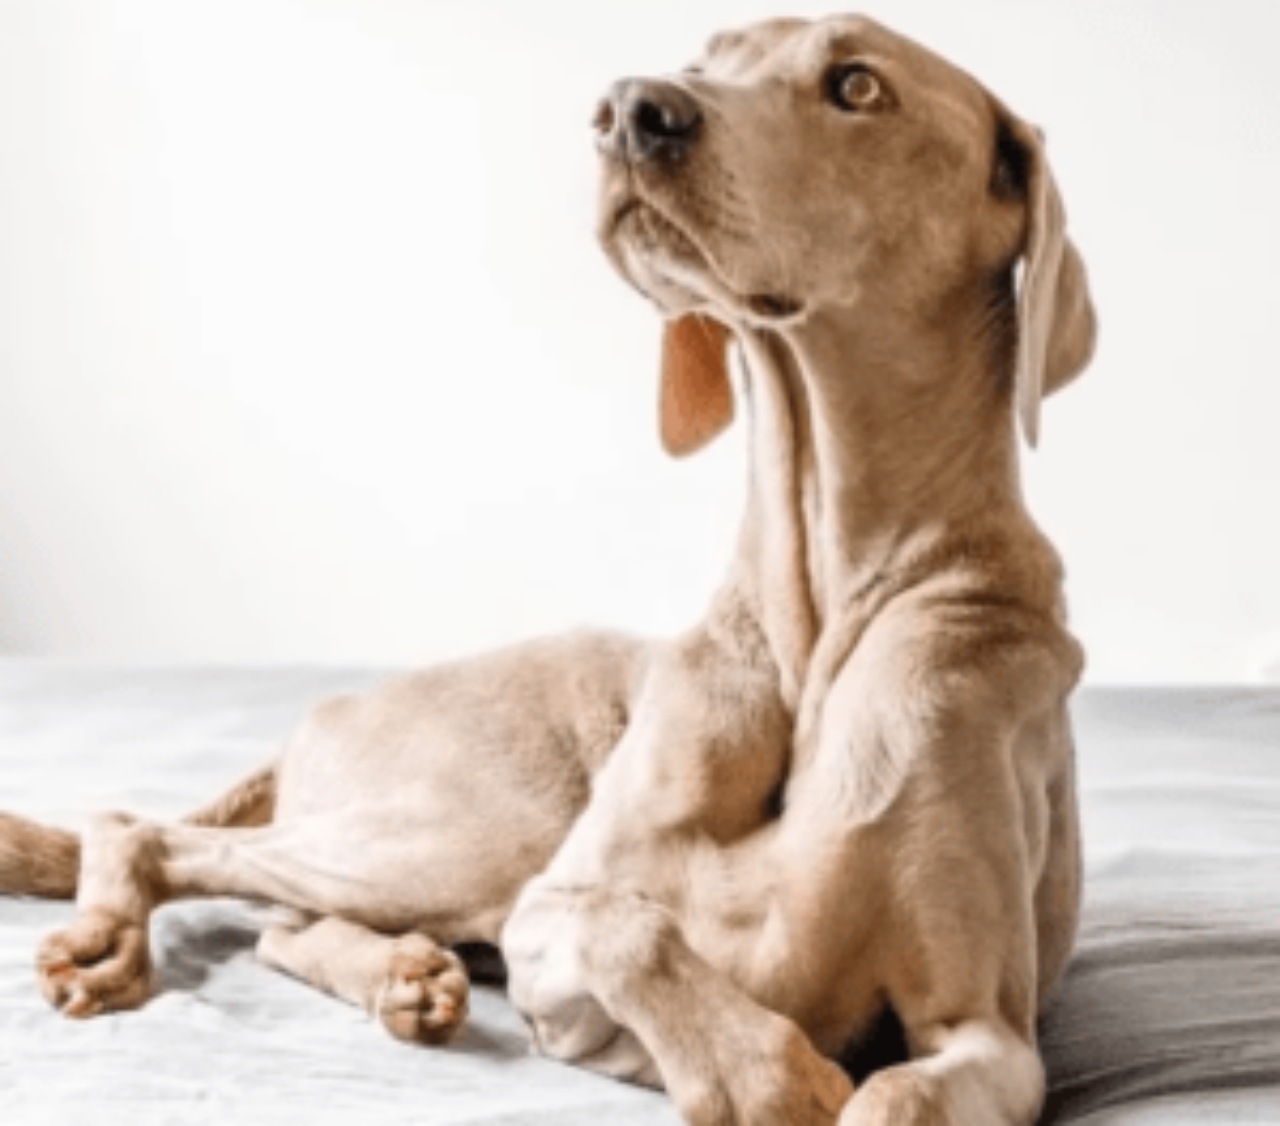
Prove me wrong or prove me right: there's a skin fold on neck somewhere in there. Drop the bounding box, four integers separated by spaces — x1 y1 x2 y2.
723 285 1035 720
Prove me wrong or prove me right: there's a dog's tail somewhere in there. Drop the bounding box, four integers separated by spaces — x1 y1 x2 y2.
0 812 80 898
0 763 277 900
182 762 278 830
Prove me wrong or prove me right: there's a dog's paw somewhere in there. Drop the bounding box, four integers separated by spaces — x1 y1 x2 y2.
36 908 152 1018
374 934 469 1045
674 1019 854 1126
839 1067 949 1126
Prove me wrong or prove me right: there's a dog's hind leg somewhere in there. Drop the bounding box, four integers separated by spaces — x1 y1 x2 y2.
257 916 469 1044
0 764 277 901
37 805 518 1019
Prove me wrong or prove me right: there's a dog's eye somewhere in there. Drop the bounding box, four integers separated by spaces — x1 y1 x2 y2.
829 65 884 112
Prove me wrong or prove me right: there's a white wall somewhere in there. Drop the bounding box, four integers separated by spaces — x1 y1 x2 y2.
0 0 1277 681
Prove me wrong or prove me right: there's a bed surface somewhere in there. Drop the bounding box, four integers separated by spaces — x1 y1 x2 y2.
2 664 1278 1123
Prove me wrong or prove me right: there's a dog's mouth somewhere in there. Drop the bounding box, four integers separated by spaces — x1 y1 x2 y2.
745 293 803 319
601 189 803 326
607 196 699 262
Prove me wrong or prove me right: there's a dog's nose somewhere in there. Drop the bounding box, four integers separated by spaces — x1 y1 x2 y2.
594 79 702 162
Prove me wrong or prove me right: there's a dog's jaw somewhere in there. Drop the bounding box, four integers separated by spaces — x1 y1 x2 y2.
599 172 807 329
597 161 730 317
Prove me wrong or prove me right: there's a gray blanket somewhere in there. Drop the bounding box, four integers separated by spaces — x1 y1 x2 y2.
1 665 1277 1123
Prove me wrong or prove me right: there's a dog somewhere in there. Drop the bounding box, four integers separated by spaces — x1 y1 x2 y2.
0 14 1094 1125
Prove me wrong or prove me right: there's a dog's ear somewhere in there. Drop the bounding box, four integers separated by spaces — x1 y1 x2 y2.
993 109 1097 447
659 314 734 456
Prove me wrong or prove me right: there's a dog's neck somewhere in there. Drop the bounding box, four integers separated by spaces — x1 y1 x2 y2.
728 301 1028 708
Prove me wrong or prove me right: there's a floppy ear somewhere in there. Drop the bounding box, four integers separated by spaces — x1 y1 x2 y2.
659 314 734 456
996 112 1097 447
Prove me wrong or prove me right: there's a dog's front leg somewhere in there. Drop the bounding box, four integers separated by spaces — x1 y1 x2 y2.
837 1024 1043 1126
502 617 801 1107
510 884 853 1125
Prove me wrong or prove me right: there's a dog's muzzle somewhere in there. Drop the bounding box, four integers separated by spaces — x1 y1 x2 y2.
594 79 701 163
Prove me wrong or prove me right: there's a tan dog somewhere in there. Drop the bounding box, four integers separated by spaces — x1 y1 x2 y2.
0 14 1094 1125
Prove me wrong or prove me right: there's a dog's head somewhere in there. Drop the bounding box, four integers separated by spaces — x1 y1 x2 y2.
594 15 1095 452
